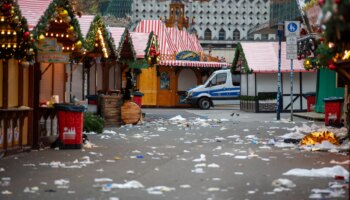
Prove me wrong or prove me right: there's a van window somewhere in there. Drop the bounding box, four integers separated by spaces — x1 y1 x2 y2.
207 73 227 87
232 74 240 86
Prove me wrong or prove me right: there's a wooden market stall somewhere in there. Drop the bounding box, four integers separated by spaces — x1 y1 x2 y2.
134 19 230 107
106 27 137 125
19 0 84 148
232 42 317 113
0 0 35 155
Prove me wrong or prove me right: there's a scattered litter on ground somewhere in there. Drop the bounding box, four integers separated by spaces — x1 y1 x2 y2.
94 178 113 183
180 185 191 188
109 197 119 200
208 163 220 168
102 180 144 191
96 168 104 172
283 165 349 179
54 179 70 189
220 152 235 156
234 172 244 175
207 187 220 192
279 132 305 140
309 188 347 199
169 115 186 121
330 160 350 165
147 186 175 195
1 190 12 195
234 155 247 159
23 187 39 193
103 130 117 135
272 179 296 188
191 168 205 173
193 154 206 162
127 170 135 174
0 168 4 172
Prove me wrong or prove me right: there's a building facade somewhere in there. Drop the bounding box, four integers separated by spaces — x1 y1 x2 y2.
131 0 271 49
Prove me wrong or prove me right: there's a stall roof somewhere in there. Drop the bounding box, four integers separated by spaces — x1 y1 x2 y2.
109 27 136 60
159 60 230 68
130 32 152 59
238 42 313 73
18 0 52 30
77 15 95 38
134 20 177 57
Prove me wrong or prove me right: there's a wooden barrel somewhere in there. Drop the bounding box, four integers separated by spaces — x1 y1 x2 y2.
121 101 141 125
100 95 123 127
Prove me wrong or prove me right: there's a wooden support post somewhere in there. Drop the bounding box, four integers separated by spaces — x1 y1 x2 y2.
28 64 34 147
32 62 41 149
18 63 24 106
3 60 8 109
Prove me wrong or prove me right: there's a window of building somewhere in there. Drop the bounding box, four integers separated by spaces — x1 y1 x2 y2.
219 28 226 40
204 28 212 40
261 34 268 40
233 29 240 40
160 72 170 90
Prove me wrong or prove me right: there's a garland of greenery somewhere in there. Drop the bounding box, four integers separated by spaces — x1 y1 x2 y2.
0 0 34 61
31 0 84 53
239 93 277 101
231 43 253 74
303 0 350 70
126 59 149 69
144 31 154 59
84 15 117 58
116 28 136 60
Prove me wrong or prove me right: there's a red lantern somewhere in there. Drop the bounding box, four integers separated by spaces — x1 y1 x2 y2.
297 55 301 60
2 3 12 11
301 54 305 59
23 31 30 40
319 0 325 6
334 0 341 4
328 64 336 70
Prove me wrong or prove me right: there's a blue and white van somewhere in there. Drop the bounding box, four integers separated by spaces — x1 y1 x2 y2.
184 69 240 109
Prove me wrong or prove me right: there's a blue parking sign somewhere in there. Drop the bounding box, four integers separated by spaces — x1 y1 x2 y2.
285 21 300 37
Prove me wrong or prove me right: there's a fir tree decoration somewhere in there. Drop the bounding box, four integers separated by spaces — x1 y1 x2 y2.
0 0 34 61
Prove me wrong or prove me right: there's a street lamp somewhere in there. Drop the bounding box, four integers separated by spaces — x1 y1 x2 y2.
276 22 283 120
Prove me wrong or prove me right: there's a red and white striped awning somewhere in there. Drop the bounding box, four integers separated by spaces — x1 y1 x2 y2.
135 20 177 57
18 0 52 30
159 60 230 68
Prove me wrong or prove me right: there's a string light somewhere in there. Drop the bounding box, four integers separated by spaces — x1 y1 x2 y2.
342 50 350 60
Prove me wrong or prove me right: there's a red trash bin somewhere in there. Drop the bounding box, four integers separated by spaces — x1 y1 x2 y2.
132 91 144 107
305 92 316 112
54 104 85 149
323 97 344 126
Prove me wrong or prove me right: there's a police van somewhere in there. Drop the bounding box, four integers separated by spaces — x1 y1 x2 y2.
184 69 240 109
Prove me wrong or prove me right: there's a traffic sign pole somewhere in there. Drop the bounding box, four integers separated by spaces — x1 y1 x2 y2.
285 21 300 121
290 59 294 121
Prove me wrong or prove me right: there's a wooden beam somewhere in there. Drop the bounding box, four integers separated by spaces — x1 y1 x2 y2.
2 60 8 109
52 64 55 96
18 62 24 106
27 63 34 148
336 68 350 83
32 62 41 149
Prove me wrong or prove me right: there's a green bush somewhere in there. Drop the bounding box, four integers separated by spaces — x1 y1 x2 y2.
83 112 104 134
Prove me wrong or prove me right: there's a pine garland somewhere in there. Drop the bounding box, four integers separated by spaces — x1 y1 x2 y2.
31 0 84 53
0 0 34 61
84 15 117 58
116 28 136 60
303 0 350 70
231 43 252 74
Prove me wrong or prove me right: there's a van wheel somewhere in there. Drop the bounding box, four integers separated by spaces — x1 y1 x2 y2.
198 98 211 110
